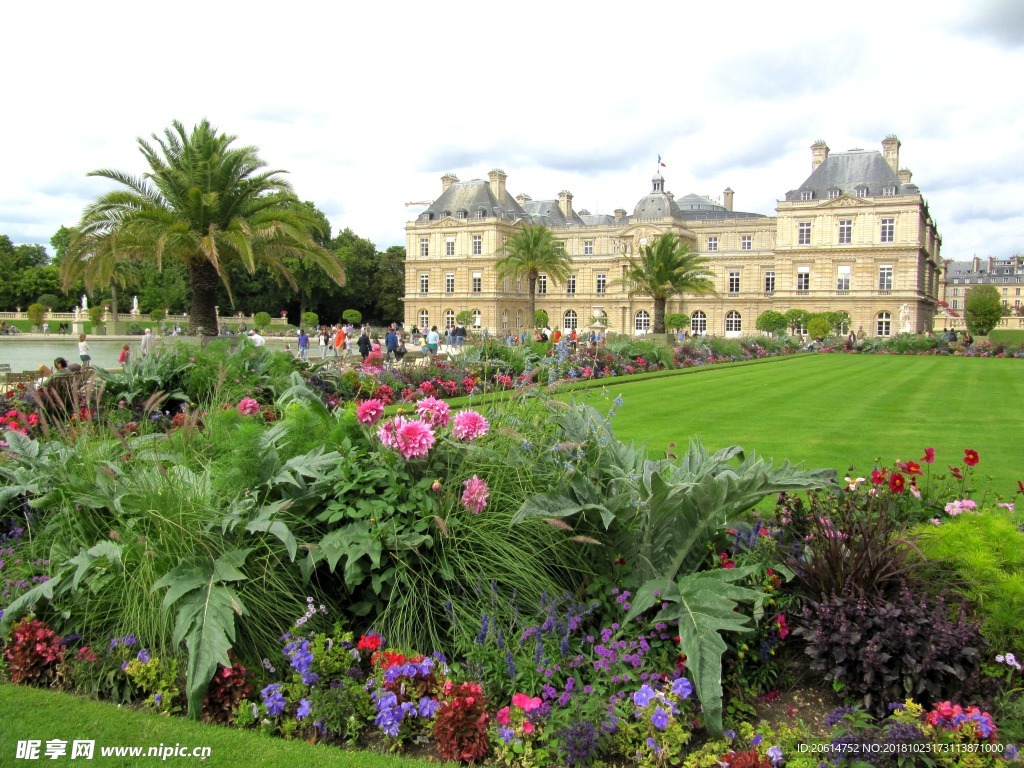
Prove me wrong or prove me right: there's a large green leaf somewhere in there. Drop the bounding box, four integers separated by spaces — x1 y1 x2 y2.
626 566 765 736
151 549 249 718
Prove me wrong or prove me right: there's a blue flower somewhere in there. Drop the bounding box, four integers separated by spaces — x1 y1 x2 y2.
671 676 693 699
296 698 312 720
136 648 151 663
632 684 656 708
751 733 763 746
651 707 669 730
498 726 516 745
261 683 286 717
767 745 783 766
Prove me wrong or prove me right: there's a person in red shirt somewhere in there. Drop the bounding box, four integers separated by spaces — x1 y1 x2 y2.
333 326 346 360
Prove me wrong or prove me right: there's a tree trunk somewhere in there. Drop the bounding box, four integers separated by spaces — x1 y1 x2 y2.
527 274 537 330
188 259 220 336
653 298 666 335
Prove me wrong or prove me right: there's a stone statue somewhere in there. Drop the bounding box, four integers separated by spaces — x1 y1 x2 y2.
899 303 912 333
132 296 140 315
81 294 88 310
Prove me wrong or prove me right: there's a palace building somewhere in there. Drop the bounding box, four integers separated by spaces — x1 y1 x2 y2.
403 136 943 338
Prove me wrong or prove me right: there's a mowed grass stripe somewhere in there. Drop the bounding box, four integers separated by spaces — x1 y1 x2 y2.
572 355 1023 495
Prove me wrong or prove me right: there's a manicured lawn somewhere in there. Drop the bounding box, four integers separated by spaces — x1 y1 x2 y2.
0 683 449 767
576 354 1024 497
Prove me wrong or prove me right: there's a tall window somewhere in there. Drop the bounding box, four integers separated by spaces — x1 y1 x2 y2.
838 219 852 244
725 311 742 333
741 235 752 251
798 222 811 245
566 274 576 294
596 273 607 294
445 273 455 293
728 271 740 295
634 310 651 333
502 236 508 256
707 236 718 252
515 309 522 329
444 310 455 329
501 310 509 329
856 186 869 197
880 218 895 243
471 309 481 327
472 235 482 255
882 185 897 196
419 309 429 328
445 236 455 257
563 310 578 330
797 266 810 291
419 238 429 257
836 265 851 291
537 275 547 294
419 273 429 294
764 271 775 293
876 311 892 337
878 265 893 291
691 310 707 335
472 272 482 293
516 277 522 293
583 240 594 256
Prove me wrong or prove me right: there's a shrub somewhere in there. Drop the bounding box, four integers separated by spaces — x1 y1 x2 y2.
202 658 251 724
253 311 271 330
300 311 319 330
5 617 66 686
798 585 986 715
149 308 166 324
433 680 491 762
342 309 362 325
27 303 47 327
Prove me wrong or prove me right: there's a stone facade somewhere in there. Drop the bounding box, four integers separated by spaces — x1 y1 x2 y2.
403 136 943 338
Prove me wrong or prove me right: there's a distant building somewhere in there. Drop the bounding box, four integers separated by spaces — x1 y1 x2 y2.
941 255 1024 317
403 136 943 338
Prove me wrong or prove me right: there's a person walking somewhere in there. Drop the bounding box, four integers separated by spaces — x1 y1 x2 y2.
297 329 309 361
140 328 154 355
357 328 372 361
333 326 346 361
385 325 399 361
118 343 130 365
78 334 92 367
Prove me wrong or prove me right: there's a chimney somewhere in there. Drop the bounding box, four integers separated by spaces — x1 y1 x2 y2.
972 255 980 272
723 187 735 212
882 135 901 172
488 168 507 201
811 140 830 172
515 193 532 206
441 173 459 192
557 190 574 219
898 168 912 185
988 256 995 273
614 208 627 222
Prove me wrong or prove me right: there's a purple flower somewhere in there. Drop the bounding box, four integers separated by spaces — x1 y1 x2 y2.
671 676 693 699
261 683 286 717
296 698 312 720
767 745 783 766
651 707 669 730
136 648 151 664
751 733 763 746
632 684 656 708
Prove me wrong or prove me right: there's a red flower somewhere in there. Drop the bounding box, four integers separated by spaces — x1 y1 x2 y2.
901 460 923 476
871 468 888 485
963 449 980 467
922 447 935 464
357 633 383 653
718 552 735 569
889 472 906 494
949 465 964 480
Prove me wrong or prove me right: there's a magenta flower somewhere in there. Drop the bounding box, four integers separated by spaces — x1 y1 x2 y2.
356 399 386 425
377 416 405 449
451 410 490 441
393 418 436 459
237 397 260 416
415 396 450 428
461 475 489 514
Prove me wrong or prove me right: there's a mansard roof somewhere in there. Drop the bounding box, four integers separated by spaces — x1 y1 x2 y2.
786 149 920 201
419 178 527 222
521 199 585 227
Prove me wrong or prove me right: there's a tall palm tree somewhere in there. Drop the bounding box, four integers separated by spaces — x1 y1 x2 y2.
495 224 572 329
62 119 344 335
621 233 716 334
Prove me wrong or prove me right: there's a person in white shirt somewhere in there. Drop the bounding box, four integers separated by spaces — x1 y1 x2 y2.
140 328 154 355
249 331 266 347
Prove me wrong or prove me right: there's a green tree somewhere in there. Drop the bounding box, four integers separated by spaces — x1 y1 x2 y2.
618 233 715 334
806 314 832 339
665 313 689 331
301 311 319 330
785 308 809 335
455 310 474 326
495 225 572 329
342 309 362 325
374 245 406 323
27 303 47 328
964 284 1003 336
534 309 549 328
62 119 344 335
253 311 271 331
755 310 789 337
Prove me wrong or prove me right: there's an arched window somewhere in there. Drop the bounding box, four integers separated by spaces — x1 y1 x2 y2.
418 310 429 329
725 311 742 333
691 310 707 335
515 309 523 329
634 310 651 333
444 309 456 329
876 311 892 337
563 310 578 330
471 309 481 328
501 310 509 329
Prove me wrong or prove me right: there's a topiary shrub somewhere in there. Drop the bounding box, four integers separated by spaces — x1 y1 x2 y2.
253 311 271 330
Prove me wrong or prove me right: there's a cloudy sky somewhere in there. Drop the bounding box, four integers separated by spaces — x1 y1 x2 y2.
3 0 1022 261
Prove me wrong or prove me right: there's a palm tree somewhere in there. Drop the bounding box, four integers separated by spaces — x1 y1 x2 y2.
495 224 572 330
63 119 344 335
621 233 715 334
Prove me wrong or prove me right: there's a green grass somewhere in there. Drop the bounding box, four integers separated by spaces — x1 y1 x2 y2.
987 329 1024 345
573 354 1024 497
0 683 449 767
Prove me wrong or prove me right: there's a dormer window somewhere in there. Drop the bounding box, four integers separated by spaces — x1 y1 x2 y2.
800 191 813 201
827 189 840 199
856 187 869 197
882 185 897 196
456 209 468 220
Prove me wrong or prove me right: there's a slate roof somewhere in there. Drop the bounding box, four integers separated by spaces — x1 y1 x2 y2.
418 179 527 222
785 150 920 201
522 199 585 227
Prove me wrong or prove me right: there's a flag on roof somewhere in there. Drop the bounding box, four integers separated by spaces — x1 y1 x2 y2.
658 154 666 167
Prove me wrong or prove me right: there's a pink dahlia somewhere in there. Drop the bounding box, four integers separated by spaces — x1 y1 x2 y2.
451 410 489 441
376 416 406 449
356 398 386 425
461 475 490 514
415 396 450 428
237 397 260 416
394 419 436 460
